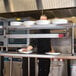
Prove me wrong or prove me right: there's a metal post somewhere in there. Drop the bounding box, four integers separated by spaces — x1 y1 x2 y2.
51 58 53 76
28 57 30 76
9 57 13 76
71 23 75 55
35 58 38 76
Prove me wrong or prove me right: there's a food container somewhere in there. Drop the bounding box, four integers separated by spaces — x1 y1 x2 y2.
23 21 35 26
52 19 68 24
10 21 22 26
36 20 51 25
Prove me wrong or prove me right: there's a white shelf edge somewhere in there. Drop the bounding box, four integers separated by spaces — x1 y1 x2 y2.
6 34 64 38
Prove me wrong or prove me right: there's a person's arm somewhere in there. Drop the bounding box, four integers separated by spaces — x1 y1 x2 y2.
30 39 37 47
26 39 37 50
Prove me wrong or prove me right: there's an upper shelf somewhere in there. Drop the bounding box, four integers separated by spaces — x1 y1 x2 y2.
6 34 65 38
7 24 73 30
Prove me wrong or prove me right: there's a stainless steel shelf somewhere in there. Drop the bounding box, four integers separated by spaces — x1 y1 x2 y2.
7 44 27 47
0 22 73 49
8 24 69 29
0 52 72 59
6 34 64 38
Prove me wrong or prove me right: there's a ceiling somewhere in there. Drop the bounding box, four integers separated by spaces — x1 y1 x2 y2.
0 0 76 20
0 7 76 20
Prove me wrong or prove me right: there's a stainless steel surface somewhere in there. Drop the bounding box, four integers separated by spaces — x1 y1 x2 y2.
6 34 63 38
4 61 22 76
41 0 76 9
35 58 38 76
0 0 6 13
0 52 73 59
27 29 30 46
7 0 37 12
9 58 13 76
0 52 73 76
7 44 27 47
1 0 76 13
7 24 70 29
0 22 74 54
3 0 10 12
71 23 75 54
28 58 30 76
51 59 53 76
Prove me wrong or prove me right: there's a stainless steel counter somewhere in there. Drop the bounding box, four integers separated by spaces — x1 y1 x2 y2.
0 52 75 76
0 52 74 59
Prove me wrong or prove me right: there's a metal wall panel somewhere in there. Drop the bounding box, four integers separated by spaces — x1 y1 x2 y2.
41 0 76 9
4 61 22 76
9 0 38 12
0 0 6 13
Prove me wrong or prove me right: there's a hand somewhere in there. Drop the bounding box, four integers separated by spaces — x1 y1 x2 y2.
51 50 55 53
50 47 55 53
27 45 33 50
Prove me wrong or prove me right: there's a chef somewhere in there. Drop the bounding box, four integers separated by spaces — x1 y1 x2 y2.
22 15 52 76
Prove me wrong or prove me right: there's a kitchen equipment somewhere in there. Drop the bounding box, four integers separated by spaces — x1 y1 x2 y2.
23 21 35 26
36 20 51 25
10 21 22 26
52 19 68 24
